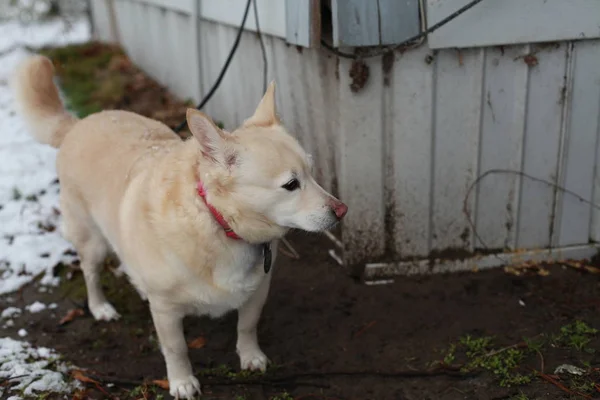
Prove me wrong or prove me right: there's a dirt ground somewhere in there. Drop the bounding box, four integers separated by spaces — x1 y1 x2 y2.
1 232 599 400
2 44 600 400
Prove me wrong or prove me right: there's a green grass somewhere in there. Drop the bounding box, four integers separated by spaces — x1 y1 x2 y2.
40 42 127 118
439 320 598 391
556 321 598 352
456 335 531 387
271 392 294 400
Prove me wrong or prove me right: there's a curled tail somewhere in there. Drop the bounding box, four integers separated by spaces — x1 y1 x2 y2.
12 55 78 148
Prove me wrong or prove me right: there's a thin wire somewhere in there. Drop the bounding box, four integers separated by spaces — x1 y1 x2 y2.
321 0 485 60
253 0 268 94
463 169 600 255
174 0 253 133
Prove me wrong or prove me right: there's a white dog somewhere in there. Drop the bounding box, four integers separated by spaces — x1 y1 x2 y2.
14 55 348 398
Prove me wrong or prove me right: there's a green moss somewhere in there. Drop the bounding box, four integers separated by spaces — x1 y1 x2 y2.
200 364 264 379
271 392 294 400
439 320 598 392
557 321 598 351
457 335 531 387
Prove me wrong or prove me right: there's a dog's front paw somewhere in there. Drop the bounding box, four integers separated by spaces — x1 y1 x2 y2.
89 302 120 321
239 348 269 372
169 375 201 399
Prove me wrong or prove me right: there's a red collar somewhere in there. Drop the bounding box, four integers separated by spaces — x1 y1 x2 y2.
197 181 241 240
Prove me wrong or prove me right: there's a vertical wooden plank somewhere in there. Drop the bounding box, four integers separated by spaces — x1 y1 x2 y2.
378 0 420 45
338 56 385 273
145 5 163 81
113 1 131 47
269 39 298 135
285 0 320 48
475 46 528 250
161 9 176 91
179 9 200 102
106 0 121 44
162 9 197 102
591 46 600 241
557 40 600 246
309 50 340 194
283 51 317 172
198 19 223 124
212 23 242 124
431 48 484 253
89 0 113 42
131 2 146 69
517 44 567 249
331 0 380 47
190 0 202 102
390 46 434 257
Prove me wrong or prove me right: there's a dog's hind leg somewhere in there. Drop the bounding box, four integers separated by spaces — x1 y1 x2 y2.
236 271 272 372
61 193 120 321
80 235 120 321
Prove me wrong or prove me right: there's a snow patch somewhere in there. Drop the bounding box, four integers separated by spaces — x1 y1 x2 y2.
0 337 80 397
0 17 89 296
1 306 21 319
25 300 47 313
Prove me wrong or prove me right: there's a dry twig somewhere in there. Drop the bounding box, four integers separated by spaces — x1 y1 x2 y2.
535 370 592 399
280 237 300 259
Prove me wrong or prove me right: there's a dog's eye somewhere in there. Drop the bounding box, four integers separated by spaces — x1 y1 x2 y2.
282 178 300 191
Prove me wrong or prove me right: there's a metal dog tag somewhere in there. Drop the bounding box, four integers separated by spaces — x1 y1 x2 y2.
263 243 272 274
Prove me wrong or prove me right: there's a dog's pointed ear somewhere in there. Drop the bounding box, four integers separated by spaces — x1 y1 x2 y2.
187 109 225 162
243 81 279 127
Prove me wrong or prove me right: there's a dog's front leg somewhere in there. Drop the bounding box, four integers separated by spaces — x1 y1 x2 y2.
150 303 201 399
236 271 272 372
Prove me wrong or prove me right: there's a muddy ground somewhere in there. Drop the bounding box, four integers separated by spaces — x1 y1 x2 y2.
2 43 600 400
2 232 600 400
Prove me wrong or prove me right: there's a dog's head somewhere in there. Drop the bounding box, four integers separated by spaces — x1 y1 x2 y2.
187 82 347 242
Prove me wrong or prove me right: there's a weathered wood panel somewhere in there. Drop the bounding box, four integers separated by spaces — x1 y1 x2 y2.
428 0 600 49
557 41 600 246
378 0 420 46
389 46 434 257
517 44 568 249
285 0 320 48
331 0 380 47
332 0 421 47
431 48 484 253
337 56 386 270
91 2 600 274
200 0 286 38
475 46 528 250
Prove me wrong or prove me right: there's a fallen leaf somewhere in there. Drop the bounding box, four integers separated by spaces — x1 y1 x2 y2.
72 388 91 400
152 379 169 390
71 370 100 385
584 265 600 274
538 268 550 276
59 308 85 325
187 336 207 349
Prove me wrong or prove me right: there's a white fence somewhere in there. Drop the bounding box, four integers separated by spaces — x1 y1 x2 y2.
90 0 600 279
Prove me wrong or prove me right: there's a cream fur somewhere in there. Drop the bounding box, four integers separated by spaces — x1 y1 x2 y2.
13 55 347 399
